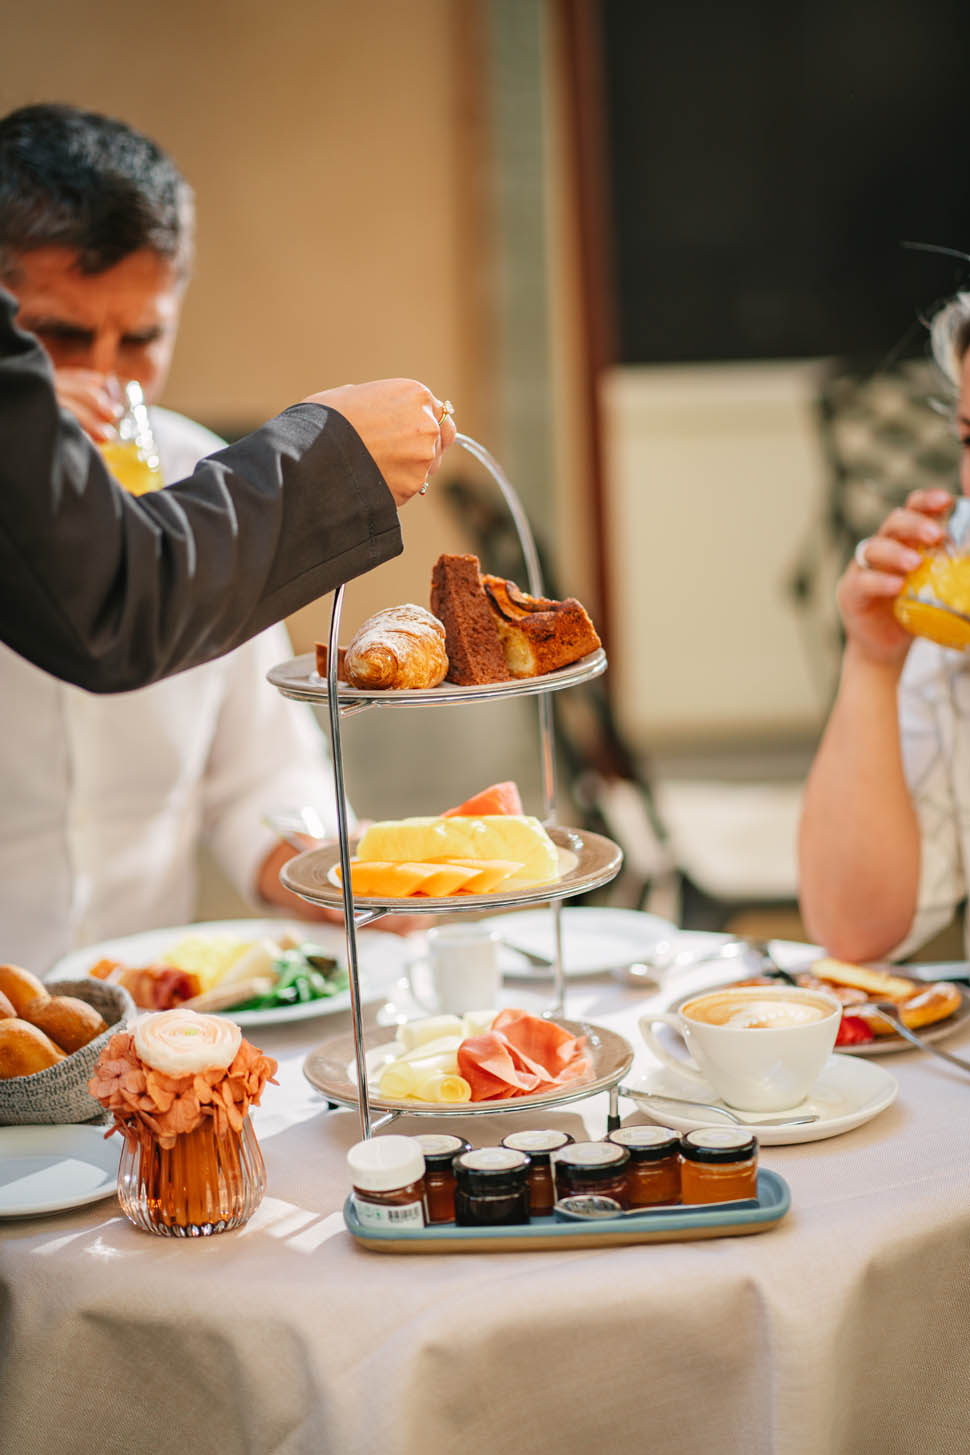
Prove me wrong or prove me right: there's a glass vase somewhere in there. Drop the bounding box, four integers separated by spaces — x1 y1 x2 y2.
117 1115 266 1237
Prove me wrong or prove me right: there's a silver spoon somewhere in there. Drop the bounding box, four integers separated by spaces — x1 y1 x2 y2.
865 999 970 1073
555 1193 760 1221
615 935 795 988
625 1090 819 1126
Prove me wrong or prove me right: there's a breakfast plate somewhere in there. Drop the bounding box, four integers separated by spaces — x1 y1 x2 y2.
303 1017 634 1118
0 1124 121 1216
665 958 970 1056
481 906 678 978
281 826 623 915
267 648 607 708
621 1054 898 1145
49 919 408 1027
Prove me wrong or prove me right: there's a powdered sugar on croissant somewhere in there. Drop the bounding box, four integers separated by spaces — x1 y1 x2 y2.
344 604 448 690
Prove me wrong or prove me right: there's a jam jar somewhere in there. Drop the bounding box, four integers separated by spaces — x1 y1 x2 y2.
453 1147 532 1226
347 1135 427 1229
679 1128 758 1205
500 1130 574 1215
553 1141 630 1206
413 1134 471 1223
607 1125 681 1207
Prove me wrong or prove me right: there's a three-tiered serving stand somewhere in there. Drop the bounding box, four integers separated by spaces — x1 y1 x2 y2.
267 436 629 1138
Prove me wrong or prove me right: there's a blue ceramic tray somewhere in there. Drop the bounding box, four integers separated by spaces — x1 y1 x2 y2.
344 1169 790 1253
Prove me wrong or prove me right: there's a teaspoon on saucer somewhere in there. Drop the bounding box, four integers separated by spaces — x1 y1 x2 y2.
630 1091 819 1126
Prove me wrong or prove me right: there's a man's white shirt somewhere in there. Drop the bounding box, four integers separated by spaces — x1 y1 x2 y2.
1 407 341 972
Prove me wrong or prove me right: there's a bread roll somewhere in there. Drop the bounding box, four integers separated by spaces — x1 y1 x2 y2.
343 605 448 690
0 964 50 1016
0 1018 67 1078
21 994 109 1053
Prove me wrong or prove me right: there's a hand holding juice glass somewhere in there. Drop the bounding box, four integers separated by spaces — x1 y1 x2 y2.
893 497 970 649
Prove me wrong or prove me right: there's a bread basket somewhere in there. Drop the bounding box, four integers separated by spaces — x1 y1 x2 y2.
0 978 136 1126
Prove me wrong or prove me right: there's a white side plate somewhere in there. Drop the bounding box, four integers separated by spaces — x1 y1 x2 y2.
0 1124 121 1217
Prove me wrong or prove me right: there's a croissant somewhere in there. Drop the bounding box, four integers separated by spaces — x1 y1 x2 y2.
342 604 449 690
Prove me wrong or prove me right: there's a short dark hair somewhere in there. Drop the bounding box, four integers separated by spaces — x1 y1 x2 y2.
0 103 194 282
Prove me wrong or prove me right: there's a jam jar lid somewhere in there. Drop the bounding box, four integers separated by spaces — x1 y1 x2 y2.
554 1141 630 1175
347 1135 425 1191
680 1128 758 1162
414 1134 471 1169
454 1146 531 1192
607 1125 680 1160
501 1129 574 1165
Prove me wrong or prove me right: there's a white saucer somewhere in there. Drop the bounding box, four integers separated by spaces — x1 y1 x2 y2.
621 1053 898 1145
0 1125 121 1217
484 907 677 978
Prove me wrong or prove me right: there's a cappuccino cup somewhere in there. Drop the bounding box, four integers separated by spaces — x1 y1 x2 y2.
408 924 501 1016
639 985 841 1112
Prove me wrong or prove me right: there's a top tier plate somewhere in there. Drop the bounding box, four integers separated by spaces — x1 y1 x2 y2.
267 648 607 708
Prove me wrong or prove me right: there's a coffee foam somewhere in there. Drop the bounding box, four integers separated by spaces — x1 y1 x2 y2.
684 990 835 1029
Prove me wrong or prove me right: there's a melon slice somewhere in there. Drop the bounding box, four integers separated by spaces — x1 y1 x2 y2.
443 858 525 893
414 863 482 897
338 861 441 897
442 780 524 817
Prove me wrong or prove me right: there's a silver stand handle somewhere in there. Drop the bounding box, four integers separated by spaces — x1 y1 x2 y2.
321 435 569 1138
454 435 565 1017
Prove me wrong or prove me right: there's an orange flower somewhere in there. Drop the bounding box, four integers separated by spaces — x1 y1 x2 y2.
88 1025 277 1144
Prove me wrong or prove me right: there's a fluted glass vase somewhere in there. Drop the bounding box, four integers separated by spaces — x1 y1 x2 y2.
117 1115 266 1237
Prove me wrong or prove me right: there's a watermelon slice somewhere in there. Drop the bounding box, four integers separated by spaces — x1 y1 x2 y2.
442 780 524 817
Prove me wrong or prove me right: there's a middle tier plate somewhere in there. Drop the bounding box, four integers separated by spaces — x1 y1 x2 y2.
304 1016 634 1118
280 825 623 913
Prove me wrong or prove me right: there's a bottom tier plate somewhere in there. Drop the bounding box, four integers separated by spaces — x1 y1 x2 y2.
343 1169 790 1252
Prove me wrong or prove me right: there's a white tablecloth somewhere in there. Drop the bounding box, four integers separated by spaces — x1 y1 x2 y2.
2 936 969 1455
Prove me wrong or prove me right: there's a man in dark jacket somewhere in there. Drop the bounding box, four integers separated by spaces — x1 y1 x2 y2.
0 103 454 691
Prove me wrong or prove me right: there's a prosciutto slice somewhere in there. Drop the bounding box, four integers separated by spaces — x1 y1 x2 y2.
457 1009 591 1100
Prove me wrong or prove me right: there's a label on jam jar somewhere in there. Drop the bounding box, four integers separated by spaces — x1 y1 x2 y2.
351 1193 426 1230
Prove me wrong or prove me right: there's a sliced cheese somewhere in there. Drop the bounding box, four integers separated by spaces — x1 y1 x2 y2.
396 1037 462 1067
396 1015 464 1051
414 863 481 897
460 1009 498 1037
378 1061 418 1099
443 858 524 893
340 861 441 897
412 1069 471 1103
356 815 559 887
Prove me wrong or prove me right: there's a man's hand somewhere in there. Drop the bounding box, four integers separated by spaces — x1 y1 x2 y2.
304 378 457 506
51 368 122 442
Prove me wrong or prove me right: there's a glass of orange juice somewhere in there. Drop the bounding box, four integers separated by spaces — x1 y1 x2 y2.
893 498 970 649
99 379 164 495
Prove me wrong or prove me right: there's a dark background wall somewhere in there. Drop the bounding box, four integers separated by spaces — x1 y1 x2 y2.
602 0 970 364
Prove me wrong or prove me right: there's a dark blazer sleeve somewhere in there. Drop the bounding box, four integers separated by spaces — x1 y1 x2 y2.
0 288 403 693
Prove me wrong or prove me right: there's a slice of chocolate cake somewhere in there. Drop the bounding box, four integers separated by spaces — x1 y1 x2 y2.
430 554 512 685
